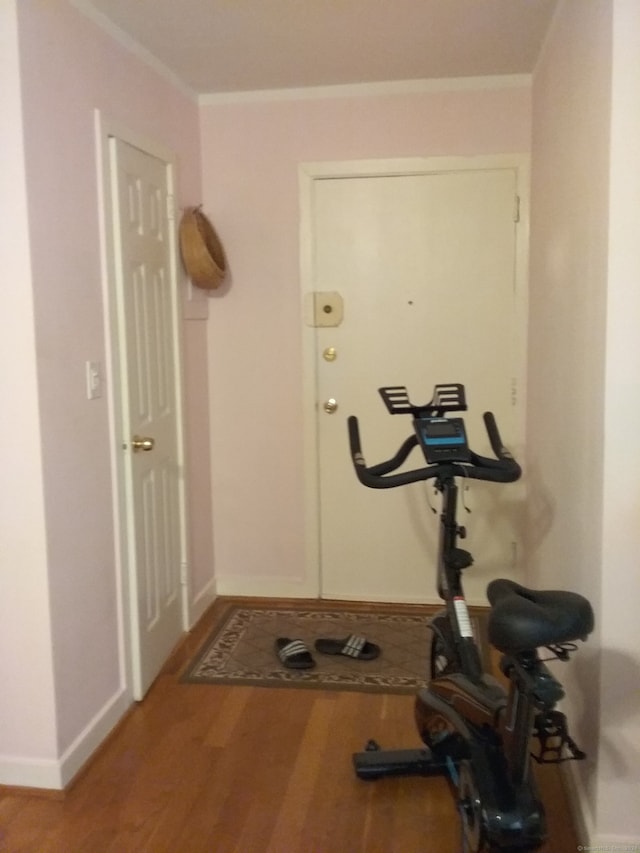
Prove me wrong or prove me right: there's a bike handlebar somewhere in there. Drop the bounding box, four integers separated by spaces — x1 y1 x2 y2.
348 411 521 489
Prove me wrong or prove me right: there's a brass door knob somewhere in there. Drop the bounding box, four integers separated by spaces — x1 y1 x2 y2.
323 399 338 413
131 435 155 452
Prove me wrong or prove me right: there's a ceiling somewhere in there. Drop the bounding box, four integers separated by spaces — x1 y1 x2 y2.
77 0 558 97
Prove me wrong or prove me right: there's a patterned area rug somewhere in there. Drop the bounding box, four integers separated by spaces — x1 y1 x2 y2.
182 603 487 695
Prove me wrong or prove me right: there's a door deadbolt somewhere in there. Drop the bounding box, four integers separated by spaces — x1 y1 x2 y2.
131 435 155 452
323 399 338 414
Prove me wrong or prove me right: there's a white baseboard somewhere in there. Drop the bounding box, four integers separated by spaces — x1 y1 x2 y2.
563 760 640 845
187 576 217 628
591 832 640 846
58 688 131 787
562 760 595 849
213 575 486 607
320 591 487 607
214 575 319 600
0 687 131 790
0 755 63 791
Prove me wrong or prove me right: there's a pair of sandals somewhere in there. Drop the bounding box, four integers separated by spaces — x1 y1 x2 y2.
275 635 380 670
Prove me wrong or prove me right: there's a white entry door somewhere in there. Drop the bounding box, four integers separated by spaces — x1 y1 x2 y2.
109 137 186 698
302 159 527 604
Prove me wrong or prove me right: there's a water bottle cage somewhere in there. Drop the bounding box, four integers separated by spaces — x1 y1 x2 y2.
531 710 586 764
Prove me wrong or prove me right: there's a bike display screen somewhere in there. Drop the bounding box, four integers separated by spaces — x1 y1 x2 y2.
416 417 472 463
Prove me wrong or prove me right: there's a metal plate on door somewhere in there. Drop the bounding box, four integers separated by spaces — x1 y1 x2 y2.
304 292 344 327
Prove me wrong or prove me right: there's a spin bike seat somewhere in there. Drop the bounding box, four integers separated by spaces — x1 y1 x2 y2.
486 579 594 654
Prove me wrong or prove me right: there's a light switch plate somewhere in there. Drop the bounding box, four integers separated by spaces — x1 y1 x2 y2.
85 361 102 400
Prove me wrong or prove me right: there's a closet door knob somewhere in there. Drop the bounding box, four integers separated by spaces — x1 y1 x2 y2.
131 435 155 452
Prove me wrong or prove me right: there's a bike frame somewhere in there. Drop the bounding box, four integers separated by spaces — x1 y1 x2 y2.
428 474 564 790
350 385 589 850
433 475 484 681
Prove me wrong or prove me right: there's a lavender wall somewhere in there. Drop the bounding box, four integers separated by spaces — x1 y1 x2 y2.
199 83 532 596
529 0 640 844
0 0 213 787
0 0 58 783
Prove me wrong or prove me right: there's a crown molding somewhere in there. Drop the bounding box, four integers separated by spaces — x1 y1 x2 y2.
199 74 531 107
70 0 197 101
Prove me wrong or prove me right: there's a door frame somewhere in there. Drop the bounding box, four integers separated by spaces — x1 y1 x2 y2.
95 110 190 697
299 154 530 599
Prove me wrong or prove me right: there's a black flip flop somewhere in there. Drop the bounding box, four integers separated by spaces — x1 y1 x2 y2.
275 638 316 670
314 634 380 660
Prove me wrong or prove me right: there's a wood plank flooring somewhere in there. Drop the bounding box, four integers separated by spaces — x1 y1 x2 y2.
0 598 580 852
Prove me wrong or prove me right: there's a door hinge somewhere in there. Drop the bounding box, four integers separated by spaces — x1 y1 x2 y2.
513 194 521 224
166 193 176 223
511 377 518 406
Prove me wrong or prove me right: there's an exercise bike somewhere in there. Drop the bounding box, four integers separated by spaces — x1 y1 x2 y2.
347 383 594 853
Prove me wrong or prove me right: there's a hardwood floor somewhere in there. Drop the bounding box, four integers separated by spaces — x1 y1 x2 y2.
0 599 580 852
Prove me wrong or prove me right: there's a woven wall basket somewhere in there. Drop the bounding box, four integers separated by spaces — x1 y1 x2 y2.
179 206 227 290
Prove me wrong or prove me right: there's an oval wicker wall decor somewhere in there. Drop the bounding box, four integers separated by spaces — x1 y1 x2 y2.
179 206 227 290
